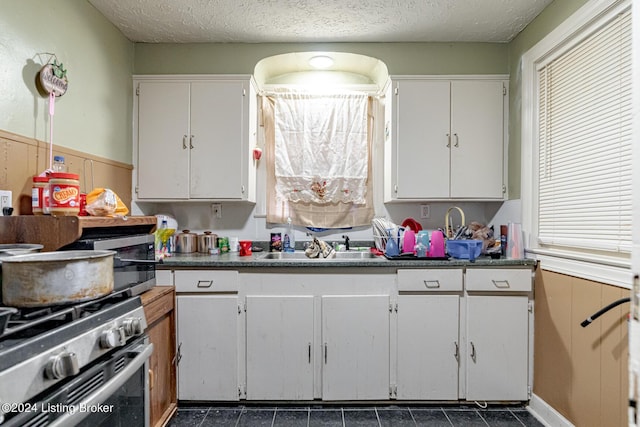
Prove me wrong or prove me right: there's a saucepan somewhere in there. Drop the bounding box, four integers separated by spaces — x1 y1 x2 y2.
1 250 115 307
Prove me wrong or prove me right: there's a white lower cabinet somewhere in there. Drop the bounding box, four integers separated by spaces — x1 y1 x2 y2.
176 295 239 400
464 268 532 401
396 295 460 400
175 270 240 401
321 295 390 400
245 295 314 400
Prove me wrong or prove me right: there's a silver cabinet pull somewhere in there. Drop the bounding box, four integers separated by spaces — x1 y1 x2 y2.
454 133 459 147
424 280 441 289
491 280 510 288
182 135 188 149
189 135 194 149
454 342 459 360
197 280 213 288
446 133 451 148
470 341 476 362
324 343 328 364
308 343 312 364
172 342 182 365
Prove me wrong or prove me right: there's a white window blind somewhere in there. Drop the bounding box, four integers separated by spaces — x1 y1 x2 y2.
537 9 632 253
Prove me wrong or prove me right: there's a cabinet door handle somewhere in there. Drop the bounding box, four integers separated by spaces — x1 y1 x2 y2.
470 341 476 362
454 133 459 147
454 341 459 360
197 280 213 288
491 280 510 289
424 280 440 289
172 342 182 366
189 135 194 149
182 135 188 149
308 343 312 364
324 343 328 364
446 133 451 148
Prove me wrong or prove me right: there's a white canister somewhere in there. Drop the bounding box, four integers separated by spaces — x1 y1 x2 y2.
229 237 239 252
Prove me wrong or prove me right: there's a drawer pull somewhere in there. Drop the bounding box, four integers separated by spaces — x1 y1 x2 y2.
491 280 510 288
308 343 312 364
470 341 476 362
424 280 441 289
197 280 214 288
454 341 459 360
324 343 328 364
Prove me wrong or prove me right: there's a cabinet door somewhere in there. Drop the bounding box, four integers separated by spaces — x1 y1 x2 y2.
394 80 450 199
137 81 190 199
466 295 529 401
397 295 459 400
176 295 239 401
321 295 390 400
450 80 504 199
245 296 314 400
190 81 246 199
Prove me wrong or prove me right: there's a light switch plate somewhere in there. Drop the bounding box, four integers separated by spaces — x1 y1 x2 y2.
420 204 430 219
0 190 12 215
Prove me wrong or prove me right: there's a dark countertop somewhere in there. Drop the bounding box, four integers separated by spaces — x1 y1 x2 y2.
158 251 536 269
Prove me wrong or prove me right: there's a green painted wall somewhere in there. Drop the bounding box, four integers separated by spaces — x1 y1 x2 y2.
0 0 134 163
133 42 508 75
506 0 590 198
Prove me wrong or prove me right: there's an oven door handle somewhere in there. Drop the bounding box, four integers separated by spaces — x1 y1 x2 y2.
47 342 154 427
114 257 161 267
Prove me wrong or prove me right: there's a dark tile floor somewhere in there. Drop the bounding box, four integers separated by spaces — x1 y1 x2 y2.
167 405 545 427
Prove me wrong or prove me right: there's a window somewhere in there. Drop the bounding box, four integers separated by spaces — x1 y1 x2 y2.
522 0 632 286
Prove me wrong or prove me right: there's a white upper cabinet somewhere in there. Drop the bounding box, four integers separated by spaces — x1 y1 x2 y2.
385 76 507 201
134 76 257 202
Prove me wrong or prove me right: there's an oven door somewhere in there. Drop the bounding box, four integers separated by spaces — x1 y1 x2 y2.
2 337 152 427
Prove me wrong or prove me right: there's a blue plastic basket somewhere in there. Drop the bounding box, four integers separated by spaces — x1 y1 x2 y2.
446 239 483 260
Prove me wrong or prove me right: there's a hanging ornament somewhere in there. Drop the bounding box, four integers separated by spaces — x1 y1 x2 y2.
38 57 68 97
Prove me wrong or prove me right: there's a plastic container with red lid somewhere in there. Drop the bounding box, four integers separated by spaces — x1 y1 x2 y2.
31 176 50 215
48 172 80 216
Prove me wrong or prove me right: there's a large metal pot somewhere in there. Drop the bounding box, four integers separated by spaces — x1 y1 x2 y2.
175 230 197 253
1 250 115 307
197 231 218 253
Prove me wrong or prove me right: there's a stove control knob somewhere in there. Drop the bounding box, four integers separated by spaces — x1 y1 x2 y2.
45 351 80 380
100 327 126 349
123 317 145 337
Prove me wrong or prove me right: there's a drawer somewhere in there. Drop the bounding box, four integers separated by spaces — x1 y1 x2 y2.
174 270 238 293
465 268 532 292
397 269 463 292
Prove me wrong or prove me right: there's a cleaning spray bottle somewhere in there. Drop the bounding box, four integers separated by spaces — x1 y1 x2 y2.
284 217 295 252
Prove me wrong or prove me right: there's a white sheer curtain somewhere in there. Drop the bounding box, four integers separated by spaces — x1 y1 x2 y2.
263 91 375 228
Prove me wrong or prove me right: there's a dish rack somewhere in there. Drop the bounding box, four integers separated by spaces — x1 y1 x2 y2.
372 217 396 252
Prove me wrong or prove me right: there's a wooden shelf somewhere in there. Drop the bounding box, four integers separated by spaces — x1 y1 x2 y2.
0 215 157 251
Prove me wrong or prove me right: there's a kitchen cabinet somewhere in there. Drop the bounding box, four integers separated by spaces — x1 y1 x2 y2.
464 268 532 401
134 76 257 201
245 295 314 400
321 295 390 400
396 269 462 400
385 76 507 201
141 286 177 427
175 270 240 401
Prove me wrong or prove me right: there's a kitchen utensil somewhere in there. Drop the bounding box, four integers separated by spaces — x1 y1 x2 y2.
175 230 197 253
0 243 44 258
402 226 416 253
385 229 399 256
429 230 446 257
0 307 17 335
198 231 218 253
447 239 483 261
229 237 239 253
401 218 422 232
1 250 115 307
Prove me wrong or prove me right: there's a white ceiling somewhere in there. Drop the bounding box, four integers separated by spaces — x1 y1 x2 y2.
87 0 552 44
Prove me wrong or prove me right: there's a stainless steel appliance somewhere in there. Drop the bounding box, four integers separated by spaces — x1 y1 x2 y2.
0 291 152 426
62 233 156 296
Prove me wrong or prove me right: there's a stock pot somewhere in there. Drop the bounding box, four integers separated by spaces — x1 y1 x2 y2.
1 250 115 307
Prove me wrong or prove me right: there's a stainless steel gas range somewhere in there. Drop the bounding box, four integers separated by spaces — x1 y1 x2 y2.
0 291 152 427
0 231 158 426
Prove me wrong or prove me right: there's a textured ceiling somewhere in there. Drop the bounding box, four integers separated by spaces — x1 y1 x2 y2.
87 0 552 43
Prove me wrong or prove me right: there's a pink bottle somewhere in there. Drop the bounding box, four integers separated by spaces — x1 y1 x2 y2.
402 226 416 254
429 230 446 257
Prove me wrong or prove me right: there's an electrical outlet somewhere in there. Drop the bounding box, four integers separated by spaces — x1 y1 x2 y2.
420 204 430 219
212 203 222 219
0 190 12 215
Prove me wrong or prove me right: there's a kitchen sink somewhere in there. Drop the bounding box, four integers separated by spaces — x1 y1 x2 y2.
258 251 378 261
